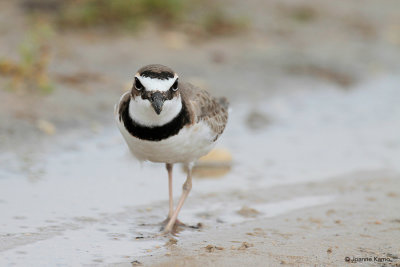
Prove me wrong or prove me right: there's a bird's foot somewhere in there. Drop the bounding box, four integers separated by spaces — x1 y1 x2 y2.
159 217 203 235
161 217 186 227
159 217 185 234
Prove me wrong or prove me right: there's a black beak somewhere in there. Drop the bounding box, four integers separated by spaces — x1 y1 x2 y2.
150 92 165 115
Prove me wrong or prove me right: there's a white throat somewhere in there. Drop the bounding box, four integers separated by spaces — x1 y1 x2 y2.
128 95 182 127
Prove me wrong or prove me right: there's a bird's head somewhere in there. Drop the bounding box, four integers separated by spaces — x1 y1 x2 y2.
129 64 182 127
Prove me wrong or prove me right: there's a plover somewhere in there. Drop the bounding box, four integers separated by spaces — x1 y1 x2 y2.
115 64 228 234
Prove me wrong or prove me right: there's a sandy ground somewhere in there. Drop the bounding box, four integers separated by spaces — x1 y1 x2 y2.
1 1 400 266
142 171 400 267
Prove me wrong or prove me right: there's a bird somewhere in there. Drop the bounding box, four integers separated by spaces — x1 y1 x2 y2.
115 64 228 234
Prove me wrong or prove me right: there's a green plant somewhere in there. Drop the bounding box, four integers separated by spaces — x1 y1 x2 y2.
54 0 248 36
0 22 54 94
58 0 185 30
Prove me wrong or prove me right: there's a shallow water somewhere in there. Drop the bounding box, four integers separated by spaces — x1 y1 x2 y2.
1 76 400 265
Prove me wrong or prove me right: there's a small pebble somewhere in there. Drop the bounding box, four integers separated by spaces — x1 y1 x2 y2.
237 206 260 218
36 119 56 135
205 245 224 252
238 242 253 250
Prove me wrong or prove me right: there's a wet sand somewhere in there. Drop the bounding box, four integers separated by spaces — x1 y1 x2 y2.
143 171 400 267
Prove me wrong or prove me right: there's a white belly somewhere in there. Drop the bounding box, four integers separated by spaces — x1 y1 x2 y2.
117 120 216 164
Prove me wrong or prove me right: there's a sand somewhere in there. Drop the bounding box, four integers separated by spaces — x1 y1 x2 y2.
139 171 400 267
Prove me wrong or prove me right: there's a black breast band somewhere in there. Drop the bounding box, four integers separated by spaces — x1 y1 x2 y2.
120 100 191 141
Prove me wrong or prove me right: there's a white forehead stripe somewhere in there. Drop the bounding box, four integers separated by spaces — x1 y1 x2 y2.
136 74 178 92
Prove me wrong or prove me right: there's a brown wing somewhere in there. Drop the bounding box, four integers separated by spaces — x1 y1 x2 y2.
180 82 229 140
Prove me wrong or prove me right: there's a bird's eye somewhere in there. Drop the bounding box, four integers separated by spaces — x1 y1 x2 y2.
171 79 178 91
134 77 143 90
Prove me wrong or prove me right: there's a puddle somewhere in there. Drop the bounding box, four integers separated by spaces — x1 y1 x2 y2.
0 224 165 266
182 195 336 225
1 76 400 265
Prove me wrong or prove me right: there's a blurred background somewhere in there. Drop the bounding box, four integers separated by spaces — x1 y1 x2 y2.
0 0 400 265
1 0 399 148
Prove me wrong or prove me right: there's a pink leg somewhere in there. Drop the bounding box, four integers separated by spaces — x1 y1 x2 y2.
164 164 193 234
166 163 174 219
